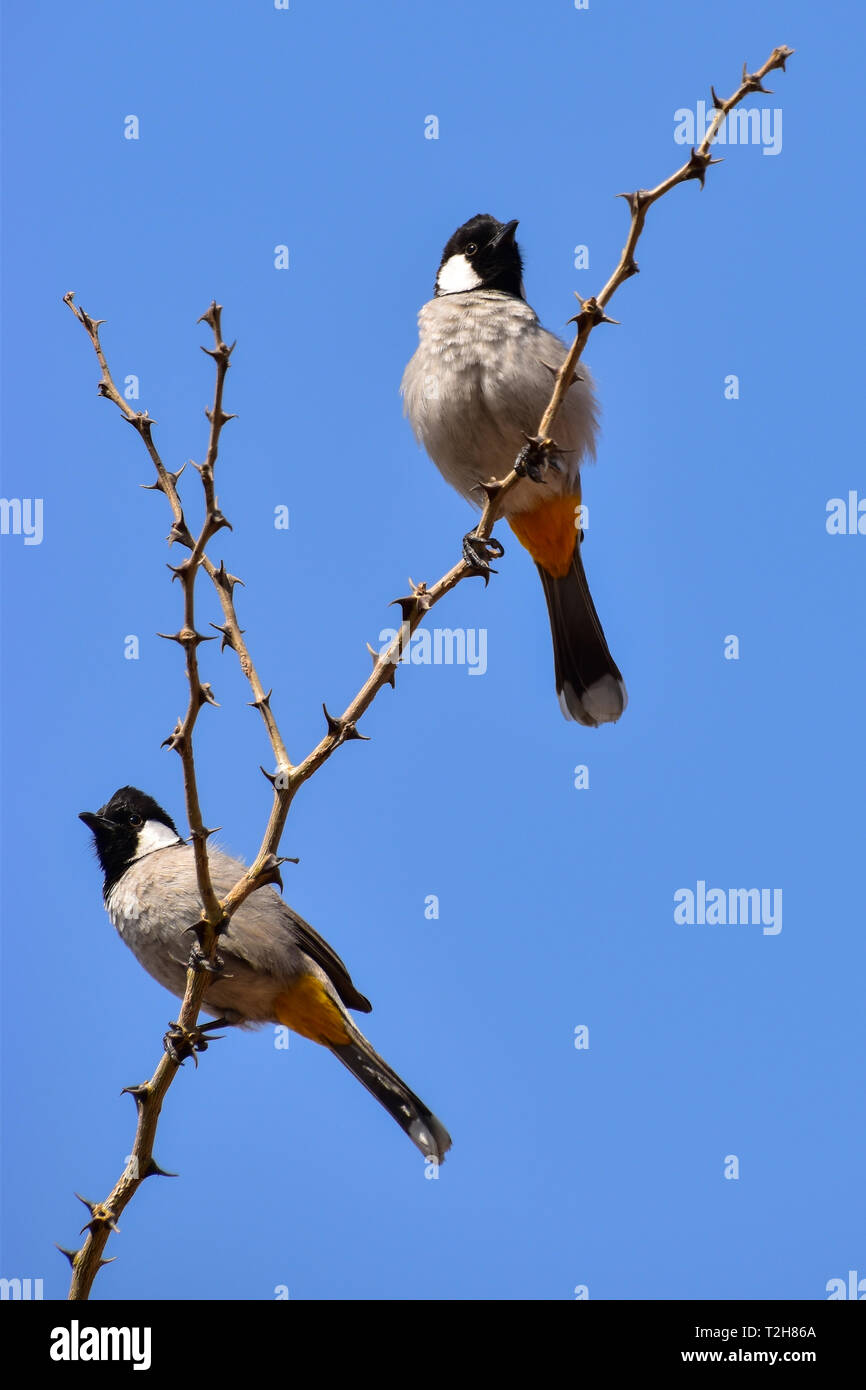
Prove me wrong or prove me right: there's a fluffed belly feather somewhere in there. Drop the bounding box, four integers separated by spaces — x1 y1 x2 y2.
401 290 598 515
106 845 330 1026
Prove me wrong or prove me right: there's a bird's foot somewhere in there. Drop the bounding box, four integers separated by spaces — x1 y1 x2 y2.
462 530 505 584
163 1017 228 1066
514 434 562 484
188 942 224 975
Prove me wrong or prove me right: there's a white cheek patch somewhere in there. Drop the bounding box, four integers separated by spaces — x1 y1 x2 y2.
133 819 182 859
436 253 483 294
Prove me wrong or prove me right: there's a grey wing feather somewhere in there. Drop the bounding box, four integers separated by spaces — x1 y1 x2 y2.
278 908 372 1013
205 848 372 1013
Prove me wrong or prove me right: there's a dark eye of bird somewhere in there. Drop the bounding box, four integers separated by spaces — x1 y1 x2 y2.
128 813 143 827
464 242 477 255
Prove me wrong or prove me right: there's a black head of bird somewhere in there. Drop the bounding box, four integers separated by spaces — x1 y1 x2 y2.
79 785 181 893
435 214 523 298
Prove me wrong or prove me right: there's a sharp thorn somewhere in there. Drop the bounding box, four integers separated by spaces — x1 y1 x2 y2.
209 621 239 652
121 1082 150 1108
189 824 221 841
197 301 222 327
322 703 342 735
144 1158 177 1179
214 559 244 594
368 641 397 686
390 593 421 623
475 478 504 503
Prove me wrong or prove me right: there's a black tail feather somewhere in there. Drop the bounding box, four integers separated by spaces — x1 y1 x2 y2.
329 1036 452 1162
536 549 627 726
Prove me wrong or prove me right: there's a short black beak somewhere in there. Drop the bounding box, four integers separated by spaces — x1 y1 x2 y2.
79 811 112 832
490 218 519 249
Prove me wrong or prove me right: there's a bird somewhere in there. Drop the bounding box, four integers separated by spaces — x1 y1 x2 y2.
79 786 451 1163
401 213 627 727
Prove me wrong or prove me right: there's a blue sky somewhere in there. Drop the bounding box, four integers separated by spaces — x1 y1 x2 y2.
2 1 863 1301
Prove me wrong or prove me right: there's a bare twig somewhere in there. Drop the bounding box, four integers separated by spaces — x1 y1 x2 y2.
61 42 793 1296
63 294 291 782
61 300 289 1299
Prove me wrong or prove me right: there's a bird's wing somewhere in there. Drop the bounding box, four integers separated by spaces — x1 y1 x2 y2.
206 848 372 1014
279 905 372 1014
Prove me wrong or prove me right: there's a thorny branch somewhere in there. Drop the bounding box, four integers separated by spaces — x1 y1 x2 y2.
465 43 794 539
61 299 291 1299
60 42 793 1298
